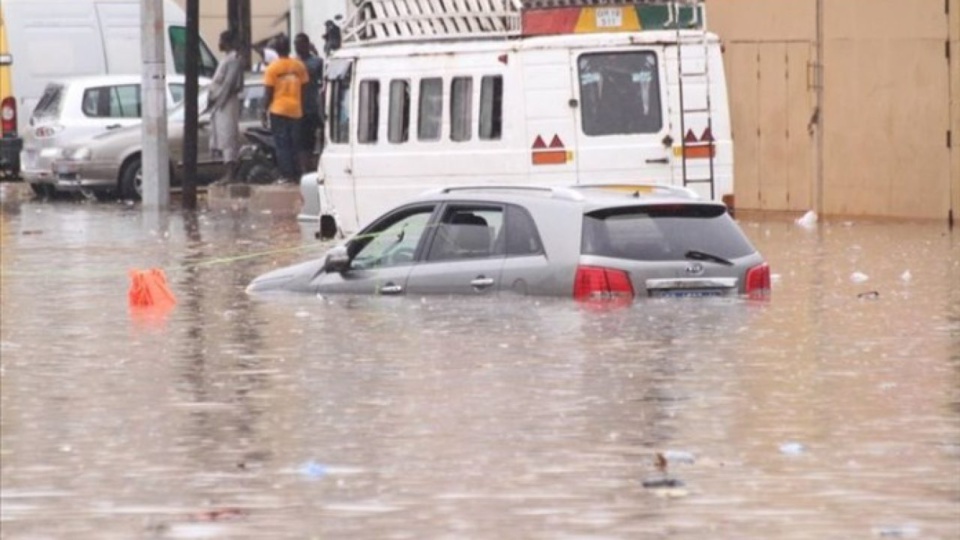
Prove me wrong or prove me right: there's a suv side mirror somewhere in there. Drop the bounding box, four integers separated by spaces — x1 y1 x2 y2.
322 245 351 273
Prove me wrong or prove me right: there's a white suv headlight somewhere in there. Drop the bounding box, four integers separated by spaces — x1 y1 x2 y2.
70 147 92 161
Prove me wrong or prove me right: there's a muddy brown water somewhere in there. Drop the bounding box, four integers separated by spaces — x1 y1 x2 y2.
1 197 957 539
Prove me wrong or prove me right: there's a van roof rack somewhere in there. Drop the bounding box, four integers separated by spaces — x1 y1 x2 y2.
341 0 705 47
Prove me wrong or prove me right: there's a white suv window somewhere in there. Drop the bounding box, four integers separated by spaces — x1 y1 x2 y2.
82 85 141 118
351 206 435 269
427 206 504 261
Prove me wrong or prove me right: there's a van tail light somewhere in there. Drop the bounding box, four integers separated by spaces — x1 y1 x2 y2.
574 265 635 301
1 97 16 135
745 262 771 299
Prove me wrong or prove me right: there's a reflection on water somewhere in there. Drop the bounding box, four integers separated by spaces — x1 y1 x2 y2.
1 199 958 539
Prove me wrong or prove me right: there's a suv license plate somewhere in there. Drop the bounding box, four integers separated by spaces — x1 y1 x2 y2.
650 289 725 298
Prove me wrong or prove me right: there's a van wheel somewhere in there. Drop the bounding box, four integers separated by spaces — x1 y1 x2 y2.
319 215 338 240
119 158 142 201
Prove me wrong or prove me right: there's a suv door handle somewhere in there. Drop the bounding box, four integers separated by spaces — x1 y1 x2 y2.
378 283 403 295
470 276 495 289
645 158 670 164
105 124 122 130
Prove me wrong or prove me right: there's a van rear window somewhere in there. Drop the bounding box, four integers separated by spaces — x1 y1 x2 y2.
581 205 755 261
33 84 65 121
578 52 662 136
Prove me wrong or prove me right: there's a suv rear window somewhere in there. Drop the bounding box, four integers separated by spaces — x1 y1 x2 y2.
581 205 755 261
32 84 65 121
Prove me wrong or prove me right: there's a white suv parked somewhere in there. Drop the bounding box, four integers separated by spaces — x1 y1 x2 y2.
20 74 206 196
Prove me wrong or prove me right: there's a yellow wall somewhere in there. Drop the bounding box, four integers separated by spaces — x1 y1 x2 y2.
0 5 11 105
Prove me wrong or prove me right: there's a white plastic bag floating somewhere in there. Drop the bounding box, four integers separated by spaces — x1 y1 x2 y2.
795 210 818 228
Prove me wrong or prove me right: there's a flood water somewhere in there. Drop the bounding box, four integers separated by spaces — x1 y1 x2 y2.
1 194 958 539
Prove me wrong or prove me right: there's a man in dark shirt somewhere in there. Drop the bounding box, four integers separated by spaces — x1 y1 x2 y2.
295 33 324 172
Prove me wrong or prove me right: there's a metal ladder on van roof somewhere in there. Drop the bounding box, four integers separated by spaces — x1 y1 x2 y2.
341 0 524 45
672 1 716 201
342 0 706 45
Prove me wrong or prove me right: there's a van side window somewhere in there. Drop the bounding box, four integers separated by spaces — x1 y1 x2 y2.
479 75 503 141
82 85 140 118
450 77 472 142
358 80 380 144
418 78 442 141
388 80 409 144
329 78 352 144
578 52 662 136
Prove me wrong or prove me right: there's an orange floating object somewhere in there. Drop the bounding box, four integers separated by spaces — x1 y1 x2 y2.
128 268 177 309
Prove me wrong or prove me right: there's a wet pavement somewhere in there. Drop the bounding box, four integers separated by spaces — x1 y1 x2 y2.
1 194 958 539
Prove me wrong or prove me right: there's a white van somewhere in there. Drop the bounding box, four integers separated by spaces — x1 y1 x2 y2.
0 0 218 137
307 0 732 238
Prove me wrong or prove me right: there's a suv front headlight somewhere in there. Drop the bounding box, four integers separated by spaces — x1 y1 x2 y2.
70 147 92 161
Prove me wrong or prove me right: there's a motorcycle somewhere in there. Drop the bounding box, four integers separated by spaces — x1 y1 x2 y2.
235 126 280 184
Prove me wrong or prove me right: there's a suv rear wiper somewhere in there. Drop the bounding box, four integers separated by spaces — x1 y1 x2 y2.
684 250 733 266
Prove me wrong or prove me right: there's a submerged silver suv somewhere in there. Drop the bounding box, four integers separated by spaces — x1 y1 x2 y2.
248 185 771 300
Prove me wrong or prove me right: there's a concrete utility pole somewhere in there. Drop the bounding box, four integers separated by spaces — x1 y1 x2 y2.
141 0 169 209
181 0 200 210
290 0 304 36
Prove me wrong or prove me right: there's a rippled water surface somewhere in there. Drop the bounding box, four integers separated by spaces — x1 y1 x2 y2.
1 196 958 539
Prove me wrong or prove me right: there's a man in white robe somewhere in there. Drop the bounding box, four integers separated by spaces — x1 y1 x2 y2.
208 31 245 184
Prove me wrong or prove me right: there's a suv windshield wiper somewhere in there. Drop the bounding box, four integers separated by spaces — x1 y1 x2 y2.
684 250 733 266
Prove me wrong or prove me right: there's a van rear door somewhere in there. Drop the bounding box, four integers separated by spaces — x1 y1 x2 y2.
570 48 673 185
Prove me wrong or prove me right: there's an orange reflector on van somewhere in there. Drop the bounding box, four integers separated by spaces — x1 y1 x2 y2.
532 151 568 165
531 134 571 165
674 145 715 159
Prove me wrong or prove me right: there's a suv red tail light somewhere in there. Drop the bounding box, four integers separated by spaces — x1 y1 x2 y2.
574 265 635 301
745 262 771 299
1 97 16 135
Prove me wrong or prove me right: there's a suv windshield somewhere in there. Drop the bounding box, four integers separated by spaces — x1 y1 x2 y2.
32 83 65 122
581 204 755 261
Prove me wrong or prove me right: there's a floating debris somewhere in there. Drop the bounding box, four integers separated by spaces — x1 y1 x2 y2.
796 210 818 229
642 477 685 489
661 450 696 465
779 442 806 456
872 523 921 538
299 460 328 479
857 291 880 300
850 272 869 283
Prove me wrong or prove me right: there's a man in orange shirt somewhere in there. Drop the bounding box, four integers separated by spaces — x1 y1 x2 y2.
262 35 309 184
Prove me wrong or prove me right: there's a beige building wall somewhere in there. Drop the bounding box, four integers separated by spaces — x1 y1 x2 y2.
952 0 960 226
822 0 950 220
711 0 956 222
709 0 817 213
172 0 289 57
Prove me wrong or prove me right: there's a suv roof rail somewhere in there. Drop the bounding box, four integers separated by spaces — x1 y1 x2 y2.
570 183 701 199
430 185 586 201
